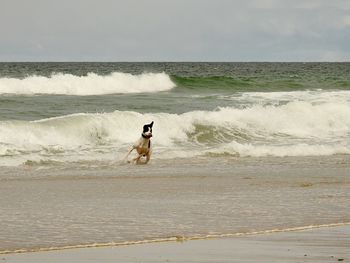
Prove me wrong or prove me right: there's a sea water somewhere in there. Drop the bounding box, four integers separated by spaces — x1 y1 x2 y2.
0 62 350 166
0 63 350 252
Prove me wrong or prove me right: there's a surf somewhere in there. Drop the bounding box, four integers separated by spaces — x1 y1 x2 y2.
1 95 350 166
0 72 176 95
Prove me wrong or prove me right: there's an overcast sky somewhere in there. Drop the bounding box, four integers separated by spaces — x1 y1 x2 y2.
1 0 349 61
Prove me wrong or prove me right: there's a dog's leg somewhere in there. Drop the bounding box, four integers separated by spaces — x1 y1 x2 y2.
132 154 143 164
123 146 135 163
144 155 150 164
144 149 152 164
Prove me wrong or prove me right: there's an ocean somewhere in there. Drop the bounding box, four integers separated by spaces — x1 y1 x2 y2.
0 62 350 166
1 62 350 253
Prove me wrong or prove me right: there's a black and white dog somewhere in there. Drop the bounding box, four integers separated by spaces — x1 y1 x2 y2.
124 121 153 164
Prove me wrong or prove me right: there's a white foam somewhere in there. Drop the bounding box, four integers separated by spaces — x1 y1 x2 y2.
212 141 350 157
1 222 349 254
0 96 350 165
0 72 175 95
222 90 350 111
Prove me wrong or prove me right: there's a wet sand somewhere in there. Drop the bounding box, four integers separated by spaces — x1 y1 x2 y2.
2 225 349 263
1 156 350 255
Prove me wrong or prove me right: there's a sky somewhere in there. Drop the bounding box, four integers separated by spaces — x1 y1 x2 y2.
0 0 350 62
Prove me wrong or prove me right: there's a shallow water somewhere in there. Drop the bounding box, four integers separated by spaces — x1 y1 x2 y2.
1 156 349 252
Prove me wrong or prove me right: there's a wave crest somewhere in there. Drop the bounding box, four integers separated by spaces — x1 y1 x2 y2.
0 72 175 95
0 99 350 165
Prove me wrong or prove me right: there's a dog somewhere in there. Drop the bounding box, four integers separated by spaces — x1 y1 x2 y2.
124 121 153 164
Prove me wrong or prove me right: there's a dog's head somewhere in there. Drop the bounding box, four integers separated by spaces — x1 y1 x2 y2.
142 121 153 138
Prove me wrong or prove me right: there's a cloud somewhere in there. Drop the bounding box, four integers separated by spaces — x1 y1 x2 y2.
0 0 349 61
320 51 348 62
341 16 350 27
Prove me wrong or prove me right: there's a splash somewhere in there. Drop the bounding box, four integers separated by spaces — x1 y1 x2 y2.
1 96 350 165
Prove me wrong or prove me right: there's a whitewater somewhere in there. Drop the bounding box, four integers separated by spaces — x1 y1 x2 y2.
0 63 349 166
0 72 175 95
1 90 349 166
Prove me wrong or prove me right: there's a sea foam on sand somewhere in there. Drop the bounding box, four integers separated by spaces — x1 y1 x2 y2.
3 225 350 263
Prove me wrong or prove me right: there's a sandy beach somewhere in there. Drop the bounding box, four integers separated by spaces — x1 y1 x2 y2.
2 225 349 262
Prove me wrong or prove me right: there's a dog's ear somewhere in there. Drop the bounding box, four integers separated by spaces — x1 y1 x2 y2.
149 121 154 128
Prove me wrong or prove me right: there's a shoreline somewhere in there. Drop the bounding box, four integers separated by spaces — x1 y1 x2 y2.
1 155 350 254
1 222 350 255
3 225 349 263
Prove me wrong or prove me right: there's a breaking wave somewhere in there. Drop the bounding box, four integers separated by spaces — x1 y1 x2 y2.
0 98 350 166
0 72 175 95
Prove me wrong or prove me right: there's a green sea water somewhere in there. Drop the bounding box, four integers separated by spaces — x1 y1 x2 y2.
0 62 349 120
0 62 349 166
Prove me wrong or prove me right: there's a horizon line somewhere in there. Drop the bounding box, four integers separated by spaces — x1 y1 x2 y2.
0 61 349 63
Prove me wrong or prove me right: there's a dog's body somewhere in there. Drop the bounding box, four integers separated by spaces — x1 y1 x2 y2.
124 121 153 164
